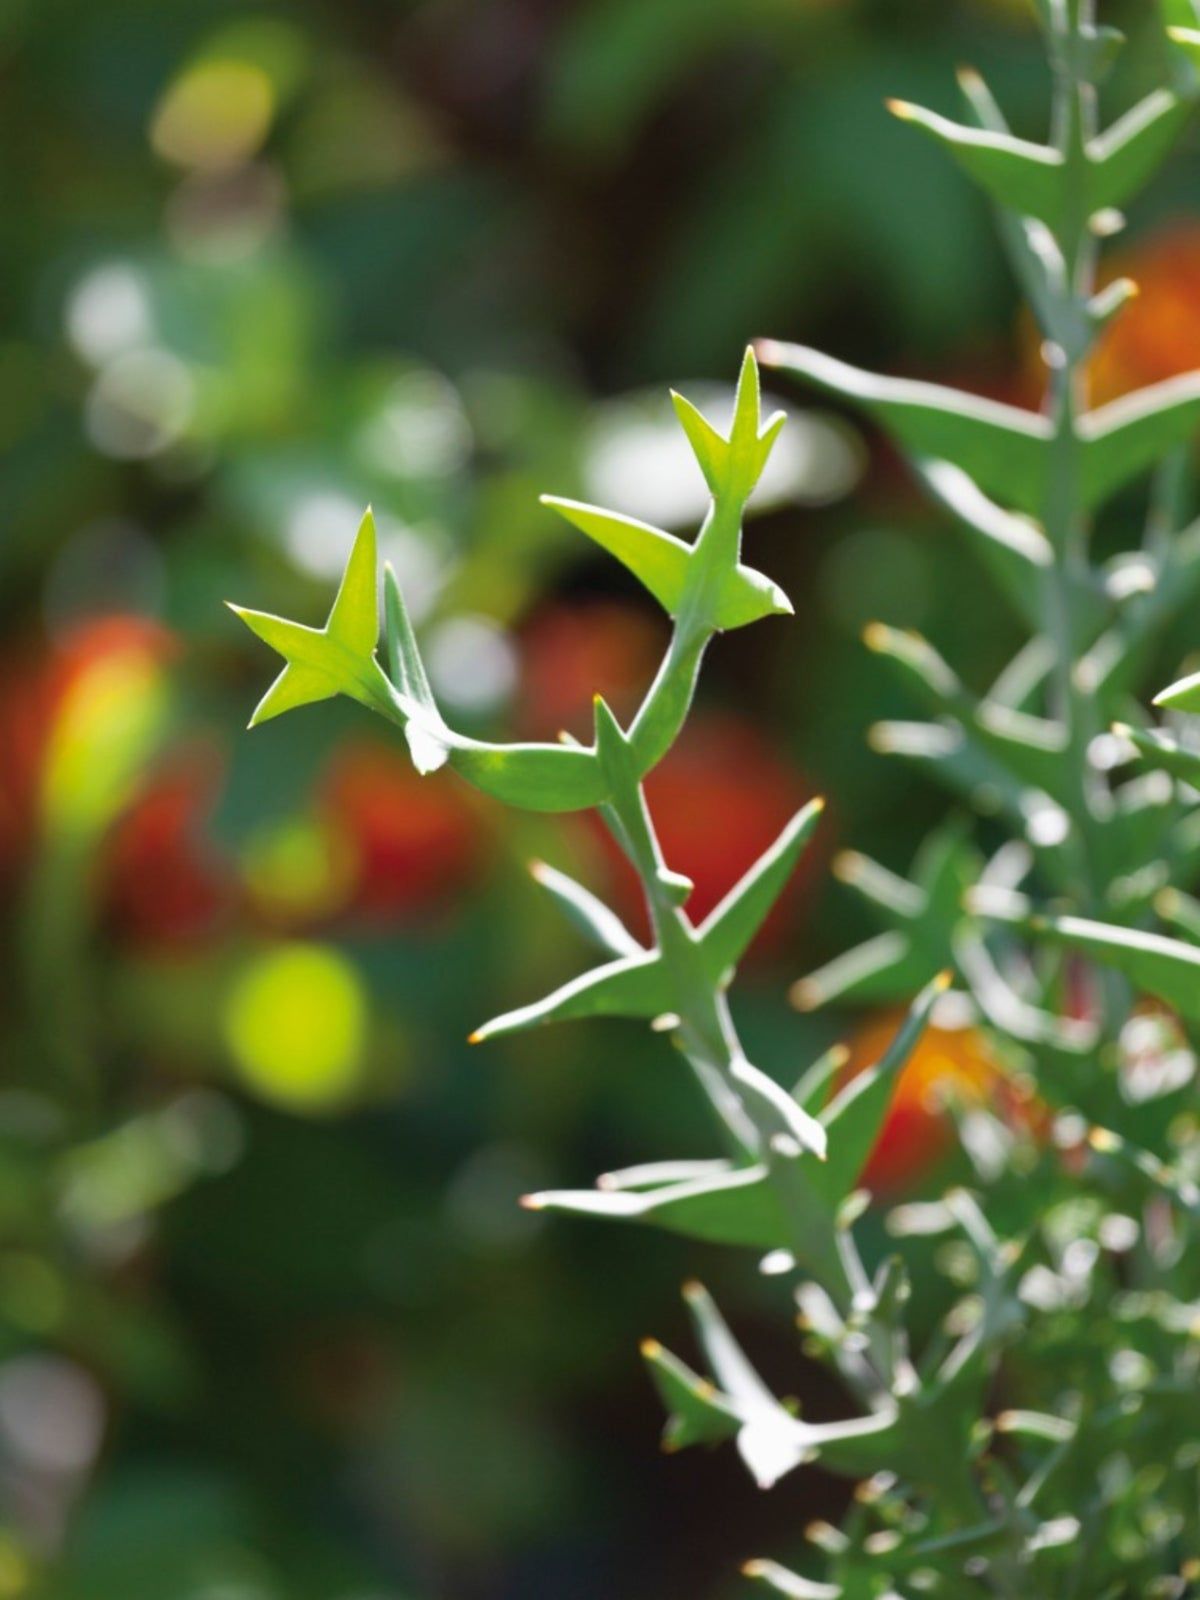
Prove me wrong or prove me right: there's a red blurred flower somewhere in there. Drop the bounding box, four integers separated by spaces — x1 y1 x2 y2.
594 712 818 960
517 600 666 742
318 739 487 922
100 745 234 950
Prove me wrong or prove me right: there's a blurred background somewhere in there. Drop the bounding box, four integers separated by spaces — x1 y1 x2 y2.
1 1 1197 1596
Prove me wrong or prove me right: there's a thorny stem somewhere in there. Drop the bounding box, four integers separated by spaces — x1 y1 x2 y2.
600 757 1001 1534
1041 0 1107 917
600 772 860 1312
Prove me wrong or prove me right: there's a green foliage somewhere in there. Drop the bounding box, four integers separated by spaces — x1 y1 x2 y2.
230 508 393 727
232 2 1200 1593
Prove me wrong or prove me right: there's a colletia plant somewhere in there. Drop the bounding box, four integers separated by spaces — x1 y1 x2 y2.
234 2 1200 1592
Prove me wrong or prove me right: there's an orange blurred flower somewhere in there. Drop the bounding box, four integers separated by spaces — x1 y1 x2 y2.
1088 224 1200 405
839 1010 1014 1194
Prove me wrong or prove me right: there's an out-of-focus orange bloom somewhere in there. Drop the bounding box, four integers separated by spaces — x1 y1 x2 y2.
101 747 234 949
1088 225 1200 405
318 739 486 922
594 713 818 959
517 600 666 742
839 1010 1012 1194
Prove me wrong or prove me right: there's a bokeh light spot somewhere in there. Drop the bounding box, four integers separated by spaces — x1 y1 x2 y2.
85 348 195 461
241 817 352 922
151 59 275 173
223 943 366 1113
65 263 152 367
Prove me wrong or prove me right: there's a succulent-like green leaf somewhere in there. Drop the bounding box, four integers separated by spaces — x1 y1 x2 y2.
540 496 693 613
741 1561 839 1600
1089 90 1190 213
680 1282 895 1488
888 100 1065 227
760 342 1051 515
382 560 434 711
762 343 1200 516
671 390 730 498
985 904 1200 1022
795 826 975 1010
541 495 791 630
469 948 671 1042
732 1055 828 1162
640 1339 741 1451
598 1158 731 1191
915 459 1052 627
1082 374 1200 509
524 1162 788 1248
890 86 1189 229
814 970 951 1203
792 930 928 1011
682 1280 805 1488
1154 665 1200 711
1167 22 1200 86
231 507 392 727
382 564 449 773
1114 722 1200 788
792 1042 852 1120
1156 886 1200 943
444 736 607 813
672 346 786 506
696 798 824 981
1088 1126 1200 1215
528 860 643 958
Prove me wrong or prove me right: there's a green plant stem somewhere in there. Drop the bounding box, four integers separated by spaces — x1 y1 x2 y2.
1041 5 1107 921
600 771 856 1306
601 752 1004 1536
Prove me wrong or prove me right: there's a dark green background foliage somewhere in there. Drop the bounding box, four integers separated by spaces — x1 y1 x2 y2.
3 2 1200 1598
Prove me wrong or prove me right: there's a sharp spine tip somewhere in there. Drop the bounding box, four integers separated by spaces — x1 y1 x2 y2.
862 620 890 651
790 979 819 1012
